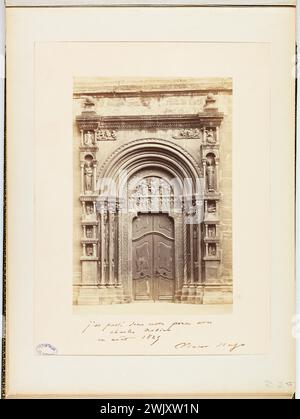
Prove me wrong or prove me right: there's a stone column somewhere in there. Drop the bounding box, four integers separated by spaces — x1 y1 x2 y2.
172 212 183 301
189 222 194 284
197 223 202 283
116 203 123 288
108 211 115 286
93 163 97 193
203 161 207 193
183 210 188 286
100 208 107 287
80 129 84 147
80 163 84 194
215 159 219 192
180 207 189 303
203 126 206 143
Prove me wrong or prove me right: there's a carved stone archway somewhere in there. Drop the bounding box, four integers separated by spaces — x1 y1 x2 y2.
95 138 204 304
75 93 228 305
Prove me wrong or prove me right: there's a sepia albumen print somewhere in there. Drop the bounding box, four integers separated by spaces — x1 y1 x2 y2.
73 78 232 308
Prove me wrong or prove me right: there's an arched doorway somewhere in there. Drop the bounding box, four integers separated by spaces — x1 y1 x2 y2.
96 138 205 304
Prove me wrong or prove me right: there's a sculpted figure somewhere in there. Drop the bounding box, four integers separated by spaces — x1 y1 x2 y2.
86 245 93 257
207 202 216 213
84 162 93 193
161 181 171 198
136 180 149 200
84 131 94 146
205 129 215 144
150 179 159 196
206 164 215 191
208 226 215 238
86 204 94 216
86 227 93 238
208 245 216 257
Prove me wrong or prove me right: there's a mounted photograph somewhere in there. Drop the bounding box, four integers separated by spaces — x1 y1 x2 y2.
73 77 233 309
5 2 295 396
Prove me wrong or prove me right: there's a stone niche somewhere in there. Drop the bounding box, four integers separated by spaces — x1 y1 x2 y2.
73 78 233 306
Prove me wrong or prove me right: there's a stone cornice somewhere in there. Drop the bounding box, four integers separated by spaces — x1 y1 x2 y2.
73 78 232 98
76 112 224 131
74 89 232 99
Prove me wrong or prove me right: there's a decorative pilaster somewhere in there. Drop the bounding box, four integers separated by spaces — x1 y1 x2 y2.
201 93 223 288
77 97 100 304
108 209 116 287
95 197 125 303
99 205 107 287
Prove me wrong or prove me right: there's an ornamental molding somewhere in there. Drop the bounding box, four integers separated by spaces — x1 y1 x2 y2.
76 112 224 131
97 137 203 181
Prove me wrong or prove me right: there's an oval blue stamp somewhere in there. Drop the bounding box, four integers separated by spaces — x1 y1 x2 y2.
36 343 57 356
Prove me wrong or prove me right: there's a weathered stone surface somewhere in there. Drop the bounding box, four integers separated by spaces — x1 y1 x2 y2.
73 78 232 305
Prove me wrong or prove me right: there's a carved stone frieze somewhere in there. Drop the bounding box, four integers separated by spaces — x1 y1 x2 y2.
172 128 202 140
76 113 224 131
95 128 117 141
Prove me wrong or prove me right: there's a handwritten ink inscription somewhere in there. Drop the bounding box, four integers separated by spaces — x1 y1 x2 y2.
80 319 246 354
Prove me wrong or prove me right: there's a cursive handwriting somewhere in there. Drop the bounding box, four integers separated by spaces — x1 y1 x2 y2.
175 342 209 350
175 341 246 353
79 319 246 354
216 342 246 353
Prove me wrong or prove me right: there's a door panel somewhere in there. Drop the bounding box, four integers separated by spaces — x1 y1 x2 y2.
153 234 174 301
154 215 174 238
132 234 152 300
132 214 152 237
132 214 175 302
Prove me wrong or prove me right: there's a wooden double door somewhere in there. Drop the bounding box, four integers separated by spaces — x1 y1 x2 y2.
132 214 175 302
